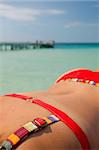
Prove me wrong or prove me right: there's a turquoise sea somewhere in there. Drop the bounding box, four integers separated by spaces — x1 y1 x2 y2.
0 43 99 95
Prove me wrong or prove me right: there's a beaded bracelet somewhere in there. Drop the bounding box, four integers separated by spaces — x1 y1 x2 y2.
70 78 99 87
0 115 60 150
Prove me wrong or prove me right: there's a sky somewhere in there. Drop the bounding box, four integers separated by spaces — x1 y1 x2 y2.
0 0 99 43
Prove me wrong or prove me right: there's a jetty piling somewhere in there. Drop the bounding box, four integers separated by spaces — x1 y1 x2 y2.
0 41 55 50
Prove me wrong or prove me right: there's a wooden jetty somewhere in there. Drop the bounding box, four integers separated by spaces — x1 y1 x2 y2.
0 41 55 50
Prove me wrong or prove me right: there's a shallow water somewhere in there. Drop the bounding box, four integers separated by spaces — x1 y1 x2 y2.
0 48 99 94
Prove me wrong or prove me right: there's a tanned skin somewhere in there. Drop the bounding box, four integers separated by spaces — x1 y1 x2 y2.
0 70 99 150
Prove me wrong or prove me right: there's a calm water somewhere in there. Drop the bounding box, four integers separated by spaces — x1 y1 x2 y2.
0 44 99 95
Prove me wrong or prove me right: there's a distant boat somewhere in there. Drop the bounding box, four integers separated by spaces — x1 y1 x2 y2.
40 41 55 48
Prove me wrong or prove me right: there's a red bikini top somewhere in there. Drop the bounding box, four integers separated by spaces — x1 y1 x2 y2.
5 93 90 150
56 69 99 83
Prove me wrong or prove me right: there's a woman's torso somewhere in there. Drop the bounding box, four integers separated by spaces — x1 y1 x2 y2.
0 80 99 149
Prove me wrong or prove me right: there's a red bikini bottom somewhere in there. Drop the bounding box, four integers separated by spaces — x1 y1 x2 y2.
4 93 90 150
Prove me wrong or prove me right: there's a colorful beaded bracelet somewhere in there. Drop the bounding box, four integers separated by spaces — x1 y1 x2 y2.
70 78 99 87
0 115 60 150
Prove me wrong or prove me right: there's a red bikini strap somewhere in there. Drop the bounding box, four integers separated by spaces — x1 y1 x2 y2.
33 99 90 150
5 93 32 100
5 94 90 149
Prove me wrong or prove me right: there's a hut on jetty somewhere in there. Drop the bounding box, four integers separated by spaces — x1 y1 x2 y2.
0 41 55 51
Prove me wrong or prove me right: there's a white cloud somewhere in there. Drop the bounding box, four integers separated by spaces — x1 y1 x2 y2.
0 3 41 21
64 22 99 28
64 22 81 28
45 9 65 15
0 3 65 21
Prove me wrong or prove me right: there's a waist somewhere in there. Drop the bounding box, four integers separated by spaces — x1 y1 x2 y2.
0 93 96 144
